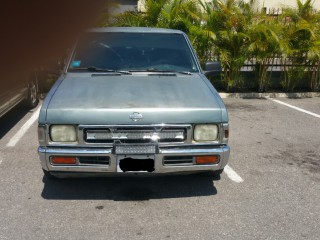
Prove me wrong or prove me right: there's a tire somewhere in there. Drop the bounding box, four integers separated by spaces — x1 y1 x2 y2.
25 80 39 109
42 169 56 179
213 169 224 176
199 168 224 178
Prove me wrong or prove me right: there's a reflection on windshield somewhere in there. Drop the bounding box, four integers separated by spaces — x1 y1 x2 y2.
69 32 199 73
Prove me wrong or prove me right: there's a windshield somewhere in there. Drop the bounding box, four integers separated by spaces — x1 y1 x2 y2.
68 31 199 72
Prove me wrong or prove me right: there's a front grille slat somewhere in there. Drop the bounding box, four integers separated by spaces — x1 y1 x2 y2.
84 127 186 144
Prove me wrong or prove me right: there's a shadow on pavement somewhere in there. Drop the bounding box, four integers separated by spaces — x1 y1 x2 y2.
41 174 219 201
0 103 29 139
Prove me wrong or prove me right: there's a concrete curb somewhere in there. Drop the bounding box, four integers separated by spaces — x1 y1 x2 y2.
219 92 320 99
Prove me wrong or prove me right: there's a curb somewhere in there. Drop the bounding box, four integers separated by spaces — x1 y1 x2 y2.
219 92 320 99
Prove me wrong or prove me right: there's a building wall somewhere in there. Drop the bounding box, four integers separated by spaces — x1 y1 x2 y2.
254 0 320 11
137 0 145 12
138 0 320 12
114 0 138 14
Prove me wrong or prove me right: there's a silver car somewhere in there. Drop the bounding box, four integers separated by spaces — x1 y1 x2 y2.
38 27 230 178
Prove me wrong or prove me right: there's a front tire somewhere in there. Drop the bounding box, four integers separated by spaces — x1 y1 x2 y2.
199 168 224 178
213 169 224 176
42 169 56 179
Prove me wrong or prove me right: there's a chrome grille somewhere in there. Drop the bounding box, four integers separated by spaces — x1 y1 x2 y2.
84 127 186 144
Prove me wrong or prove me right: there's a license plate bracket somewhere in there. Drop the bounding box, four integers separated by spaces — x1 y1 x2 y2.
117 155 155 173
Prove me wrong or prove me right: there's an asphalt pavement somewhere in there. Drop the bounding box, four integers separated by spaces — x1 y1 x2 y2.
0 97 319 240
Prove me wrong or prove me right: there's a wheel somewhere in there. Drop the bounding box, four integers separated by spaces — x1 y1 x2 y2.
25 80 39 109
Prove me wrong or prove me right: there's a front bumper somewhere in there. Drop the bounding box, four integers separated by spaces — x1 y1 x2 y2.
38 145 230 176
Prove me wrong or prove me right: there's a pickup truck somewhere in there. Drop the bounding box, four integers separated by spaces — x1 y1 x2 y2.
38 27 230 178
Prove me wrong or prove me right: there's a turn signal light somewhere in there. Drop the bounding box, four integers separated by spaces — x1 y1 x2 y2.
196 156 219 165
51 157 77 165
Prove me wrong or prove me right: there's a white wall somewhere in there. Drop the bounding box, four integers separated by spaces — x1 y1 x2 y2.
247 0 320 10
113 0 138 14
202 0 320 11
137 0 320 12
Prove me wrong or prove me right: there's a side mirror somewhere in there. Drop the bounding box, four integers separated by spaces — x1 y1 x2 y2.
204 61 222 77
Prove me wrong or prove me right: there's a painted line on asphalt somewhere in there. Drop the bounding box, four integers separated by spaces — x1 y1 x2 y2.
0 155 2 165
224 165 244 183
267 98 320 119
6 107 40 147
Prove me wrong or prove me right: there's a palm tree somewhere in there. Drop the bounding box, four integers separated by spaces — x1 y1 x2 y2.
110 11 145 27
200 0 254 91
308 38 320 91
111 0 201 30
308 23 320 91
109 0 167 27
248 14 281 92
279 0 317 91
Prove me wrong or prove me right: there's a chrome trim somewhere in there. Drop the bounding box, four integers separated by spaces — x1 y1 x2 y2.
44 123 227 147
163 156 194 166
39 147 115 172
182 33 202 72
38 145 230 174
159 146 226 155
85 129 185 142
45 148 112 155
45 124 193 146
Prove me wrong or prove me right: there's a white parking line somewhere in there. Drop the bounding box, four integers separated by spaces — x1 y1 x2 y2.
267 98 320 119
224 165 244 183
6 107 40 147
0 155 2 165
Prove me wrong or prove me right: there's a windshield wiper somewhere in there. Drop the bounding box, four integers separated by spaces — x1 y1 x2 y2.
129 69 192 75
177 71 192 75
70 67 131 75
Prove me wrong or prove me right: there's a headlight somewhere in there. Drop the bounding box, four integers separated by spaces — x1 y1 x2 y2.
50 125 77 142
193 124 218 141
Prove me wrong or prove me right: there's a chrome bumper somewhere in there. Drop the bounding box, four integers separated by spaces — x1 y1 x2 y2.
38 145 230 175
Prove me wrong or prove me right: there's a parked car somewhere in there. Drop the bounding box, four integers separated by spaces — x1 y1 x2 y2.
38 27 230 178
0 73 39 118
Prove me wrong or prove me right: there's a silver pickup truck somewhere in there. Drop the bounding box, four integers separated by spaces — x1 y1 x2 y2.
38 27 230 178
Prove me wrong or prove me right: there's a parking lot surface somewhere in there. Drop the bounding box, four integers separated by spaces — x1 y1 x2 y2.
0 97 319 240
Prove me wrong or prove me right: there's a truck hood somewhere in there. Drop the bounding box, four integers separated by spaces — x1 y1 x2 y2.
45 73 223 124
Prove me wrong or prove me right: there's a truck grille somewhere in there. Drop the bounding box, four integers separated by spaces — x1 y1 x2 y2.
84 127 186 144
